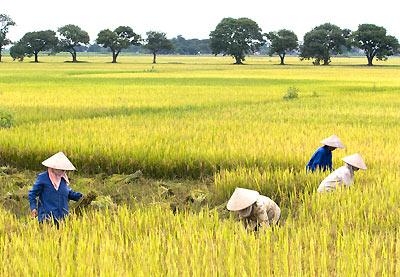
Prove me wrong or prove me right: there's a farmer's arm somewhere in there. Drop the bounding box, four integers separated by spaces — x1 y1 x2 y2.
254 200 270 227
28 177 43 216
68 187 83 201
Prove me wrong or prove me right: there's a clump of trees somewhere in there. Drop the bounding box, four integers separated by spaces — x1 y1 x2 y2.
10 27 89 63
209 19 398 66
14 30 58 63
4 14 400 66
7 24 182 64
170 35 210 55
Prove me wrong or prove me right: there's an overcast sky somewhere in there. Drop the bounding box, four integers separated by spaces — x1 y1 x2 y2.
3 0 399 43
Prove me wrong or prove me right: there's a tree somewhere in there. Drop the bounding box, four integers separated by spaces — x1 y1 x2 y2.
209 17 265 64
300 23 350 65
18 30 58 62
96 26 141 63
170 35 211 55
9 42 26 61
57 24 90 62
143 31 174 64
266 29 298 65
0 14 15 62
352 24 399 66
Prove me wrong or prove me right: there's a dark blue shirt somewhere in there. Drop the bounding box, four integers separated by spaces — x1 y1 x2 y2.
28 171 82 222
306 146 333 172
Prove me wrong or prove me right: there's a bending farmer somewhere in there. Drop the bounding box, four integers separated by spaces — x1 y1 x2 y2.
306 134 345 172
317 153 367 193
227 187 281 230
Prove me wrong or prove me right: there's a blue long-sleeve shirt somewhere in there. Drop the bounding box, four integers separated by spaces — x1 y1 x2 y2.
28 171 82 222
306 146 333 172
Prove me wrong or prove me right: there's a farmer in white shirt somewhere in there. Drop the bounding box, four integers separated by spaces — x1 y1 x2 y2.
227 187 280 230
317 153 367 193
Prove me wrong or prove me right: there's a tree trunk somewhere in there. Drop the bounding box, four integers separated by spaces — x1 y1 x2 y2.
234 55 243 64
367 55 374 66
112 51 118 63
71 51 77 63
0 52 2 62
34 52 39 63
279 54 285 65
152 52 157 64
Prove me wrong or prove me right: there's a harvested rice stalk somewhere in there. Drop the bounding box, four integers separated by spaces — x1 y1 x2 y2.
72 191 97 215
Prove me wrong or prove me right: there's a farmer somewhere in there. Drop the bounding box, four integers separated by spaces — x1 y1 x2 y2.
317 153 367 193
28 152 83 226
306 134 345 172
227 187 281 230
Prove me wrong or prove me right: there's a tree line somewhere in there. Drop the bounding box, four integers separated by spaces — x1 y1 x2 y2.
1 14 399 66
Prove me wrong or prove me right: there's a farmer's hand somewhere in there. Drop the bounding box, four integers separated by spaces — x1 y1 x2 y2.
30 209 38 218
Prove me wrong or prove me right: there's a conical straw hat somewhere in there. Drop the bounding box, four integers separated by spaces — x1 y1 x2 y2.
320 135 345 149
226 187 259 211
342 153 367 170
42 152 76 171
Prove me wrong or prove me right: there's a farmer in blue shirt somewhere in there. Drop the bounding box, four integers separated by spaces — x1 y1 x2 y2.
29 152 83 225
306 135 345 172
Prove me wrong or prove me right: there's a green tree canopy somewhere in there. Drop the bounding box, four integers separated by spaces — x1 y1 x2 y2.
170 35 211 55
300 23 350 65
352 24 399 66
209 17 265 64
9 42 26 61
0 14 16 62
143 31 174 64
57 24 90 62
96 26 141 63
18 30 58 62
266 29 298 65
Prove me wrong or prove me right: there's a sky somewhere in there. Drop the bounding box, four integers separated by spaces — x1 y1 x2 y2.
2 0 399 43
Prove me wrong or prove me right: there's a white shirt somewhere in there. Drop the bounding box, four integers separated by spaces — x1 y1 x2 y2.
317 164 354 193
239 195 281 228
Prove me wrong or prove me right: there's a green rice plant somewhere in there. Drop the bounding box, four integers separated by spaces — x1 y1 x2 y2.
1 55 400 275
0 109 13 128
1 192 400 276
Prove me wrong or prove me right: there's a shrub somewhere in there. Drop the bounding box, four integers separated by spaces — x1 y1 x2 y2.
311 91 319 97
283 87 299 100
0 110 14 128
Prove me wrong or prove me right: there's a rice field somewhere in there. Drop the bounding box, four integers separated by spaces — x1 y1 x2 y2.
1 55 400 275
